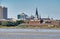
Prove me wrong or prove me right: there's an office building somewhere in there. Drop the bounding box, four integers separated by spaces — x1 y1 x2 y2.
17 13 28 20
0 6 7 19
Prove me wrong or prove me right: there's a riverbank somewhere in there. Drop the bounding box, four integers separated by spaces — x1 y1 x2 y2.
0 25 60 29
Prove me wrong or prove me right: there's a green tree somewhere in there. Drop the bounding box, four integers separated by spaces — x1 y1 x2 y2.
16 20 25 26
6 21 16 26
0 21 1 25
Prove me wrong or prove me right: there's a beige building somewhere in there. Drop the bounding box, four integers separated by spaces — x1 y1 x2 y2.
0 6 3 19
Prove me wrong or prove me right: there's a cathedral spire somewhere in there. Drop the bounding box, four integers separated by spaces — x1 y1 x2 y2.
36 8 38 18
34 8 39 20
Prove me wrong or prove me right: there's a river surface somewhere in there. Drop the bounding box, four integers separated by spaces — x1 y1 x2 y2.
0 29 60 39
0 29 60 32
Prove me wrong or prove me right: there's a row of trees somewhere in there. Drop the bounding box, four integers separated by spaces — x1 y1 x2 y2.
0 20 25 26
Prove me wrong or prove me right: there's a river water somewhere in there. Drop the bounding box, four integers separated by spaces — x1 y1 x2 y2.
0 29 60 39
0 29 60 32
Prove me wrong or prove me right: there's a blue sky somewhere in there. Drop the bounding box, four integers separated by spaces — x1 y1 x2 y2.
0 0 60 19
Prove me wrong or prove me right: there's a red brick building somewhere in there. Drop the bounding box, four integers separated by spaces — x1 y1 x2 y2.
29 20 40 26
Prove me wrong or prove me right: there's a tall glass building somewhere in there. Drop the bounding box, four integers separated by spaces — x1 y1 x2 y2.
17 13 27 20
0 6 7 19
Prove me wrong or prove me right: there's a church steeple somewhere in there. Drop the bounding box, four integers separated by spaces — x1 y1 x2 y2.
36 8 38 18
34 8 39 20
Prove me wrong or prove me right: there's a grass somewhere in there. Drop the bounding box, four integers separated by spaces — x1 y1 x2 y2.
0 25 60 29
16 25 60 29
0 25 16 28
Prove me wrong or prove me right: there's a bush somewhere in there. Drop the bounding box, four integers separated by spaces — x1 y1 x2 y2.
1 21 16 26
0 21 1 25
1 20 25 26
6 21 16 26
40 19 43 23
16 20 25 26
1 21 7 26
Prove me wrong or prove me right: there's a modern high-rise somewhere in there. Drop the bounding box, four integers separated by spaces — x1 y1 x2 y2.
17 13 28 20
0 6 7 19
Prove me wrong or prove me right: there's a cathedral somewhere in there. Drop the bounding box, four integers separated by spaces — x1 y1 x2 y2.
28 8 43 26
28 8 60 26
18 8 60 26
